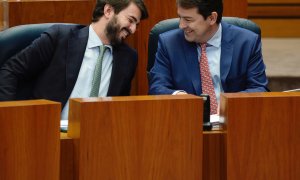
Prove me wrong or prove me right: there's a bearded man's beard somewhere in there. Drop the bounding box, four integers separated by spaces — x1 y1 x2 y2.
105 16 122 46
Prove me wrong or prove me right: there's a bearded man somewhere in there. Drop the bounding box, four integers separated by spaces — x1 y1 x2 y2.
0 0 148 119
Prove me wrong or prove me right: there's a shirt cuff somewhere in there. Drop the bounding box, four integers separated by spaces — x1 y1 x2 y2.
172 90 187 95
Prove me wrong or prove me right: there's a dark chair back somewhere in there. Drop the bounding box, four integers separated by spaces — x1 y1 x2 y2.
147 17 261 73
0 23 59 66
0 23 73 100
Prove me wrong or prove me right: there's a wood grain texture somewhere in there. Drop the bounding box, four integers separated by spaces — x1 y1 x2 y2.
223 0 248 17
60 133 74 180
248 5 300 18
132 1 178 95
0 1 3 30
0 100 61 180
248 0 300 4
61 131 226 180
68 95 203 180
251 18 300 37
247 0 300 37
7 0 94 27
203 131 226 180
220 92 300 180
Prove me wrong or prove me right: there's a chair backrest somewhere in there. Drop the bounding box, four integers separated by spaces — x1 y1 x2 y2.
0 23 73 99
0 23 59 67
147 17 261 73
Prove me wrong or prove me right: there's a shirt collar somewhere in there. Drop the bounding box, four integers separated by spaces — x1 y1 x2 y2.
207 23 222 48
87 25 113 52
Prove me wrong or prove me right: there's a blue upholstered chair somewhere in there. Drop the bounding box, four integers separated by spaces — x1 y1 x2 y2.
0 23 59 66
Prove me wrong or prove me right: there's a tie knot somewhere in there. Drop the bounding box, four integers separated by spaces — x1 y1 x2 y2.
200 43 207 49
98 45 109 60
200 43 207 54
99 45 108 53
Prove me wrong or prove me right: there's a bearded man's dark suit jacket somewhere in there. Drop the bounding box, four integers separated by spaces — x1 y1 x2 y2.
0 24 137 108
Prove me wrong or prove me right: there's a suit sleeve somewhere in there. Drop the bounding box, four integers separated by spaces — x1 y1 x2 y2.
0 25 59 100
123 50 138 96
243 35 269 92
148 35 178 95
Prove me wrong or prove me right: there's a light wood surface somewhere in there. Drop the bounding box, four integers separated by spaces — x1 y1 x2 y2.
68 95 203 180
131 1 178 95
251 19 300 37
203 131 226 180
60 130 226 180
220 92 300 180
248 0 300 4
247 0 300 37
248 6 300 18
6 0 94 27
60 133 74 180
0 1 4 30
0 100 61 180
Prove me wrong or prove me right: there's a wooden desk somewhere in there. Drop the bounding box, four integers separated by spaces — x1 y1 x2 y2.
0 100 61 180
203 131 226 180
60 133 74 180
60 130 226 180
221 92 300 180
68 95 203 180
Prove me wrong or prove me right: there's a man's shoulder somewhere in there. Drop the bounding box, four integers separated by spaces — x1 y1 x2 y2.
48 23 86 31
160 28 183 39
45 24 87 37
157 29 185 47
222 21 258 38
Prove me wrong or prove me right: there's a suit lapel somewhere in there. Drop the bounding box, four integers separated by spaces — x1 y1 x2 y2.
220 22 233 90
65 26 89 97
184 41 201 95
107 46 128 96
